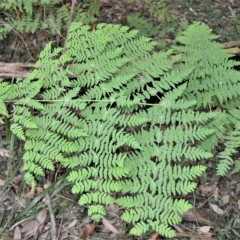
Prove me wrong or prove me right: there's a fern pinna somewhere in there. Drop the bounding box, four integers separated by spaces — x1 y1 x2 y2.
172 22 240 176
0 22 228 238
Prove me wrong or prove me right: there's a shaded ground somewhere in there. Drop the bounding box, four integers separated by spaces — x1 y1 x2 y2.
1 1 240 240
166 0 240 42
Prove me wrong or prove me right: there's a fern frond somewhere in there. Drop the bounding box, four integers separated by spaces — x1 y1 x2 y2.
172 22 240 109
88 205 106 222
5 21 223 238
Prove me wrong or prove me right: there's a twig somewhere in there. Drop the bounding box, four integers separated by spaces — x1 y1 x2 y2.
62 0 77 55
13 7 37 60
57 217 63 240
45 193 57 240
0 22 35 61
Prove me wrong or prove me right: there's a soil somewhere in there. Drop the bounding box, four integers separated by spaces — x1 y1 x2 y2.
166 0 240 43
1 1 240 240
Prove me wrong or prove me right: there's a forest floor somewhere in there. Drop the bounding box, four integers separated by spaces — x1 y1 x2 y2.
1 0 240 240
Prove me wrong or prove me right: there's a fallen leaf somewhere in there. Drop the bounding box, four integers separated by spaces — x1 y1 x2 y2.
149 232 158 240
198 226 212 234
0 148 10 158
173 224 184 233
16 197 26 208
67 219 78 229
44 182 51 189
24 191 35 199
35 187 44 195
24 186 44 198
36 208 47 231
0 179 5 186
228 47 240 55
37 208 47 235
213 187 219 200
38 231 49 240
82 224 95 240
107 210 119 217
180 208 215 226
238 200 240 209
102 217 120 234
209 203 224 215
189 7 198 15
21 220 38 236
199 184 209 195
37 209 47 224
222 195 230 205
13 226 21 240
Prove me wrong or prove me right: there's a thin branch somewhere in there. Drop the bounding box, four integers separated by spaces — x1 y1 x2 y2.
45 193 57 240
62 0 77 55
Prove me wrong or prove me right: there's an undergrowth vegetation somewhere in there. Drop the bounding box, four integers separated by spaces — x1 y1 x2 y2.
1 20 240 238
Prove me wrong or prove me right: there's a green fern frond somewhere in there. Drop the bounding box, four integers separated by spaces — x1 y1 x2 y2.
4 21 228 238
232 159 240 174
24 172 36 184
152 223 175 238
79 193 114 205
23 161 44 176
88 205 106 222
10 123 26 140
0 78 11 121
172 22 240 109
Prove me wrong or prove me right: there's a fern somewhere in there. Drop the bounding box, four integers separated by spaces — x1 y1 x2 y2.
172 22 240 109
172 22 240 176
0 78 11 123
127 13 161 39
0 0 96 42
3 21 239 238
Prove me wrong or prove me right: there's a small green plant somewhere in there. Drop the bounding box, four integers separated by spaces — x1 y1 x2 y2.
0 0 96 41
214 216 240 239
126 0 181 49
229 6 239 35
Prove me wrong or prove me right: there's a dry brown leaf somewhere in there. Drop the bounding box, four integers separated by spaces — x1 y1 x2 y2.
107 210 119 217
66 219 78 229
228 0 235 5
21 220 38 235
0 148 10 158
37 208 47 225
35 187 44 195
102 217 120 234
238 200 240 209
222 195 230 205
13 226 21 240
189 7 197 15
44 182 51 189
12 174 23 183
82 224 95 240
16 197 26 208
38 231 49 240
213 187 219 200
37 209 47 234
0 178 5 186
24 191 35 199
199 185 209 195
228 47 240 55
149 232 158 240
180 208 214 226
209 203 224 215
25 186 44 198
210 175 220 184
198 226 211 234
173 224 184 233
20 209 46 238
